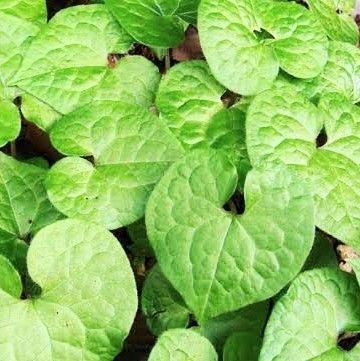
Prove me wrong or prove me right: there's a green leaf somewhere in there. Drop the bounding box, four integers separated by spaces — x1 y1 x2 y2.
21 94 61 131
286 41 360 103
142 265 190 336
105 0 199 47
349 258 360 285
223 330 262 361
198 0 328 95
128 219 154 257
0 0 47 26
247 88 360 250
47 101 184 229
156 60 251 187
146 150 315 322
148 329 218 361
0 152 62 271
0 255 22 299
156 60 226 148
303 231 337 270
0 11 40 91
0 218 138 360
306 0 358 44
10 5 137 115
199 301 269 352
0 100 21 147
310 345 360 361
260 268 360 361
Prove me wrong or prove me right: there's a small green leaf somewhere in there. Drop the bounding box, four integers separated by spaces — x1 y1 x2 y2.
128 219 154 257
0 152 62 271
0 100 21 147
47 101 184 229
247 88 360 250
0 255 22 299
198 0 328 95
0 0 47 26
142 265 190 336
260 268 360 361
306 0 358 44
199 301 269 353
146 150 314 322
303 231 337 270
0 219 138 360
156 60 226 148
148 329 218 361
11 5 135 115
105 0 199 47
21 94 61 131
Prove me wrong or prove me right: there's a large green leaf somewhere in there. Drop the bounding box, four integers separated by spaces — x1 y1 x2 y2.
306 0 358 44
142 265 190 336
20 55 161 131
47 101 184 229
198 0 328 95
146 150 314 322
260 268 360 361
148 329 218 361
0 218 137 361
0 100 20 147
10 5 135 116
247 88 360 250
0 152 62 271
105 0 199 47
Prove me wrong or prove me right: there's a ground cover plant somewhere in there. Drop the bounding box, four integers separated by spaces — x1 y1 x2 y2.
1 0 360 360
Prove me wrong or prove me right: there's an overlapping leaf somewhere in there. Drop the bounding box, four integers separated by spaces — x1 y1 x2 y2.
105 0 200 47
146 150 314 322
281 41 360 103
156 60 251 186
10 5 135 118
142 265 190 336
306 0 358 44
199 301 269 359
148 329 218 361
247 88 360 250
260 268 360 361
0 0 46 146
47 101 184 229
198 0 328 95
0 152 61 271
0 219 138 361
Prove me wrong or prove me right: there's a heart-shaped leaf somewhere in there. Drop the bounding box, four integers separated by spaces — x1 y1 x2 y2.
306 0 358 44
0 152 62 271
47 101 184 229
198 0 328 95
260 268 360 361
105 0 199 47
148 329 218 361
142 265 190 336
0 218 137 360
247 88 360 250
10 5 134 116
146 150 314 322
